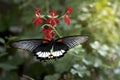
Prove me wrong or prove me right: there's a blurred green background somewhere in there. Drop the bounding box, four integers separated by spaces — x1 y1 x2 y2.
0 0 120 80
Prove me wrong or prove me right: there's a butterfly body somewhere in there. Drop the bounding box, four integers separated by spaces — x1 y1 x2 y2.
10 35 88 60
33 39 68 60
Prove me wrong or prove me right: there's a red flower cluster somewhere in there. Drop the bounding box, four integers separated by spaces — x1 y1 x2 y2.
32 8 43 26
32 7 72 40
41 27 54 40
46 10 59 26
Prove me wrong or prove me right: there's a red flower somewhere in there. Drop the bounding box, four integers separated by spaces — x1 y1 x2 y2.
66 6 72 15
35 8 40 15
32 8 43 26
64 15 70 25
42 27 54 40
46 10 59 26
64 6 72 25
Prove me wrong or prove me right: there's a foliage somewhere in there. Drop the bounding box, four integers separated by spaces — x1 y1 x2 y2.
0 0 120 80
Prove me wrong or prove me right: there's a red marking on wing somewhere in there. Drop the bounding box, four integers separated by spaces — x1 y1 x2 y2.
57 39 63 42
42 40 49 44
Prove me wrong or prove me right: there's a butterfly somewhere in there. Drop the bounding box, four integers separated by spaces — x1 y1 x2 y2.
10 35 88 61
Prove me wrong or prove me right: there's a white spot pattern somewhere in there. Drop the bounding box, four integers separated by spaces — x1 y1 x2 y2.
36 50 65 58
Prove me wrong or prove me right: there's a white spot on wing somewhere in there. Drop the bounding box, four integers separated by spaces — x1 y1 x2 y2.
46 52 50 56
46 52 50 57
44 52 46 57
43 52 46 58
56 51 60 56
59 51 62 55
36 50 66 58
51 50 65 57
61 50 65 53
36 51 41 56
52 51 57 56
57 51 60 56
39 52 44 57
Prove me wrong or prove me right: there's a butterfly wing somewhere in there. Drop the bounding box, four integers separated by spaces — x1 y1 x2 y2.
10 35 88 60
33 41 53 59
56 35 88 49
50 35 88 58
10 39 49 53
52 41 69 58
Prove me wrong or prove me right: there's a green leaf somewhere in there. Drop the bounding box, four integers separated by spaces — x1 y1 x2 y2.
70 64 90 78
26 62 46 77
0 52 8 58
7 36 17 41
5 71 19 80
6 54 24 66
0 63 17 71
0 77 4 80
54 54 73 73
0 38 5 44
44 74 60 80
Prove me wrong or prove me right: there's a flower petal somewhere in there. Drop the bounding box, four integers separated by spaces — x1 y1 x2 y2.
49 10 54 16
49 10 58 16
64 15 70 25
46 18 59 26
35 8 40 15
32 17 43 26
46 18 51 24
66 6 72 15
42 27 53 40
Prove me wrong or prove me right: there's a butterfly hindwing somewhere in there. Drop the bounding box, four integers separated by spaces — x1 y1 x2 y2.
33 41 53 59
35 40 67 59
52 41 68 58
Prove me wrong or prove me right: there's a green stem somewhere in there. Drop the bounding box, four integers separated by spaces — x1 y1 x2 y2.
23 75 34 80
52 26 62 38
58 15 64 19
41 24 62 38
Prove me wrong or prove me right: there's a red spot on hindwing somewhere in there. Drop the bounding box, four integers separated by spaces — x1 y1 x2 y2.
57 39 63 42
42 40 49 44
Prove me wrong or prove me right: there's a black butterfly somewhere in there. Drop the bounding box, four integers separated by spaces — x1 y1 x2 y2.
10 35 88 60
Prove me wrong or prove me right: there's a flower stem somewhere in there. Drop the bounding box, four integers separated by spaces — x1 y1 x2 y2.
41 24 51 28
41 24 62 38
52 26 62 38
58 15 64 19
23 74 34 80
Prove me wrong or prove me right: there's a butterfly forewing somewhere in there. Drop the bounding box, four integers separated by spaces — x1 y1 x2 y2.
56 35 88 49
10 39 49 53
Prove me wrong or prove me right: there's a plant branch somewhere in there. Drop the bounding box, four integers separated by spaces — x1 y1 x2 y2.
41 24 62 38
